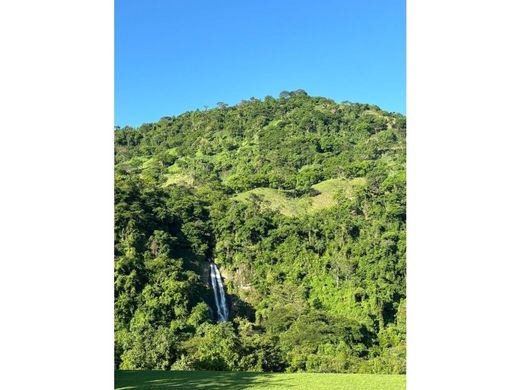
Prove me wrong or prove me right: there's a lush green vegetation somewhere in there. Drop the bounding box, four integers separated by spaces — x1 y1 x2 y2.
115 90 406 374
115 370 405 390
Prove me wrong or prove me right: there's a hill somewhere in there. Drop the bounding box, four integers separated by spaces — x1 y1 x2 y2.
114 90 406 374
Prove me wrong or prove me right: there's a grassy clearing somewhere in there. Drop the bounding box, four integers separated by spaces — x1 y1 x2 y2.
235 187 309 216
234 177 366 217
311 177 365 211
163 173 195 188
115 370 405 390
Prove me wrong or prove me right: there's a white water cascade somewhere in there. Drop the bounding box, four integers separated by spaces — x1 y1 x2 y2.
209 262 229 322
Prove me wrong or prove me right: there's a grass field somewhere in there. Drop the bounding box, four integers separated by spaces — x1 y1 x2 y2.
234 177 366 217
115 370 405 390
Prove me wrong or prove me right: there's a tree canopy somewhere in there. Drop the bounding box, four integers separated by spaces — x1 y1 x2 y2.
115 91 406 373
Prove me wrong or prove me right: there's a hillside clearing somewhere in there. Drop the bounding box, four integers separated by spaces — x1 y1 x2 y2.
234 177 366 216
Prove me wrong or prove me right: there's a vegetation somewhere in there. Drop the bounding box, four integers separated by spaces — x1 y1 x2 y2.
115 90 406 374
233 178 367 217
115 370 406 390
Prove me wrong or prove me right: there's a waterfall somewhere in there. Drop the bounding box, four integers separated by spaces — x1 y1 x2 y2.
209 262 229 322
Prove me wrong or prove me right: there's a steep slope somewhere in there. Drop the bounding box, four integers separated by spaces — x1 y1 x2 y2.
114 90 406 373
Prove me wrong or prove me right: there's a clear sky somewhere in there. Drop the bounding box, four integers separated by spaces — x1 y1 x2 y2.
115 0 405 127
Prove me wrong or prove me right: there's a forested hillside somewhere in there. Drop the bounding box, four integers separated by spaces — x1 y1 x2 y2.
114 90 406 373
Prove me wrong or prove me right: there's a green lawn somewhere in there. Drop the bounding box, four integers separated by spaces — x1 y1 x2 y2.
115 370 405 390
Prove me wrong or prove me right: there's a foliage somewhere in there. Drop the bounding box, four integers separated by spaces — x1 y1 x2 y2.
115 91 406 373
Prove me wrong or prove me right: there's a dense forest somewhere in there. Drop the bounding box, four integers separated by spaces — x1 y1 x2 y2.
114 90 406 374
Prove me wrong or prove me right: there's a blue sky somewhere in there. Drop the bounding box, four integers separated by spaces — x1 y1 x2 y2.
116 0 405 127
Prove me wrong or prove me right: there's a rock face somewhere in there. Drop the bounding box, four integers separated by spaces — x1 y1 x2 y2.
216 264 259 321
220 265 251 291
220 264 260 306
